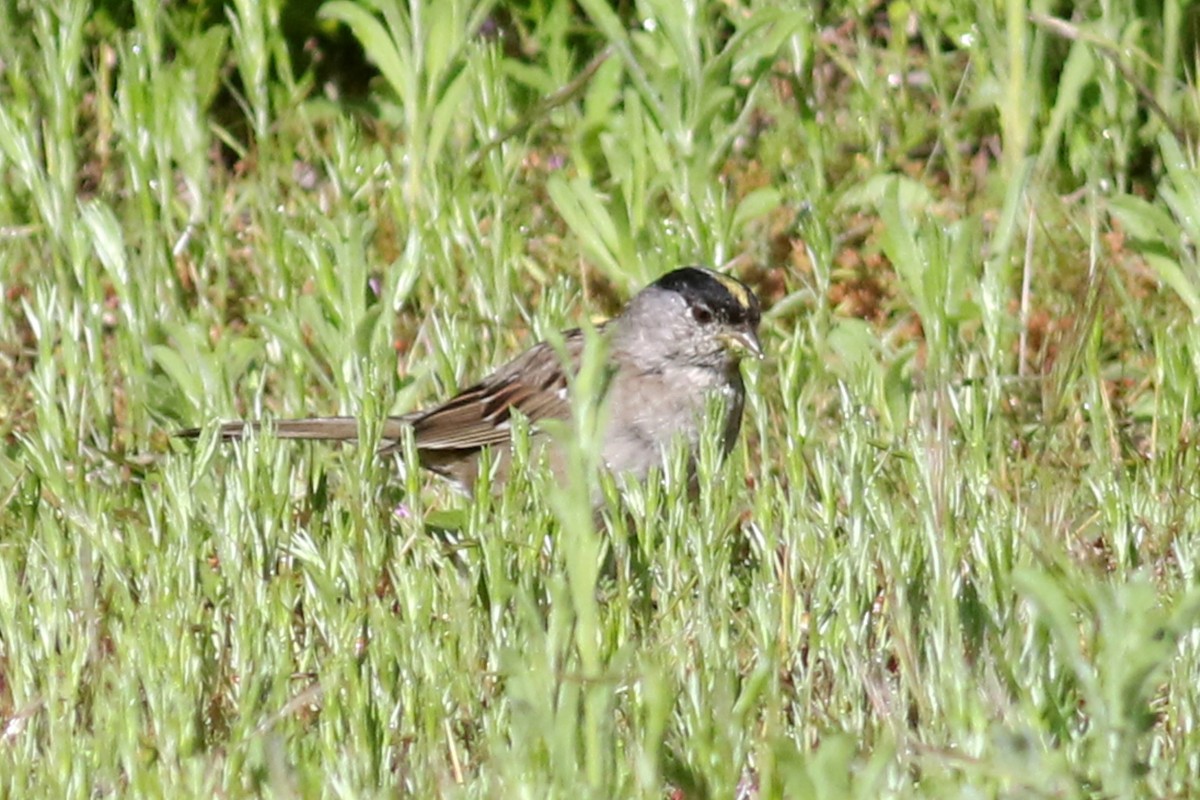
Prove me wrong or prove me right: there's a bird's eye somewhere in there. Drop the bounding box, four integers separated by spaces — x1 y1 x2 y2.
691 304 714 324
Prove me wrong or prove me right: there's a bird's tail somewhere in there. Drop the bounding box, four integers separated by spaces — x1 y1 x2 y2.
178 417 367 442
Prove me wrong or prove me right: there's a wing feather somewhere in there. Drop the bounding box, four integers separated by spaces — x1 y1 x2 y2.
395 331 585 456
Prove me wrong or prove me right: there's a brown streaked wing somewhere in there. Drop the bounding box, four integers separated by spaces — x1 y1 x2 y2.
395 331 584 456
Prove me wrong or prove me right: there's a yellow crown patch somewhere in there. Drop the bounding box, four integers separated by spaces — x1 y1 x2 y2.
710 272 752 310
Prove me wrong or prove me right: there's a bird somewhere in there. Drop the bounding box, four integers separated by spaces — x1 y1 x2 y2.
178 266 762 494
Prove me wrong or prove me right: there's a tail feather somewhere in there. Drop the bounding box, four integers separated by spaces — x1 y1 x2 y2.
177 416 413 444
249 417 363 441
176 416 361 442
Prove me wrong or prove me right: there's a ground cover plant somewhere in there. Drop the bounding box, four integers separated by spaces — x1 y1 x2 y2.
3 0 1200 796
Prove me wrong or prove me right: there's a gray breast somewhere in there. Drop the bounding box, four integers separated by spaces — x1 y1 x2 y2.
599 363 744 480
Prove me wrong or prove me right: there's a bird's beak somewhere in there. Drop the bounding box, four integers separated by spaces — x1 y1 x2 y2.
719 327 764 360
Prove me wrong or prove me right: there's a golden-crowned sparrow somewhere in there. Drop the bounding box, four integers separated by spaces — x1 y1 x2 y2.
179 266 762 492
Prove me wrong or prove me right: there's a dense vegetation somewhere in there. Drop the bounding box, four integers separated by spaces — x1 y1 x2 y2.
3 0 1200 795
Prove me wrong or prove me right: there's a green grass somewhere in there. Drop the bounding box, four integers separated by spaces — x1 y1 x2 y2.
3 0 1200 796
